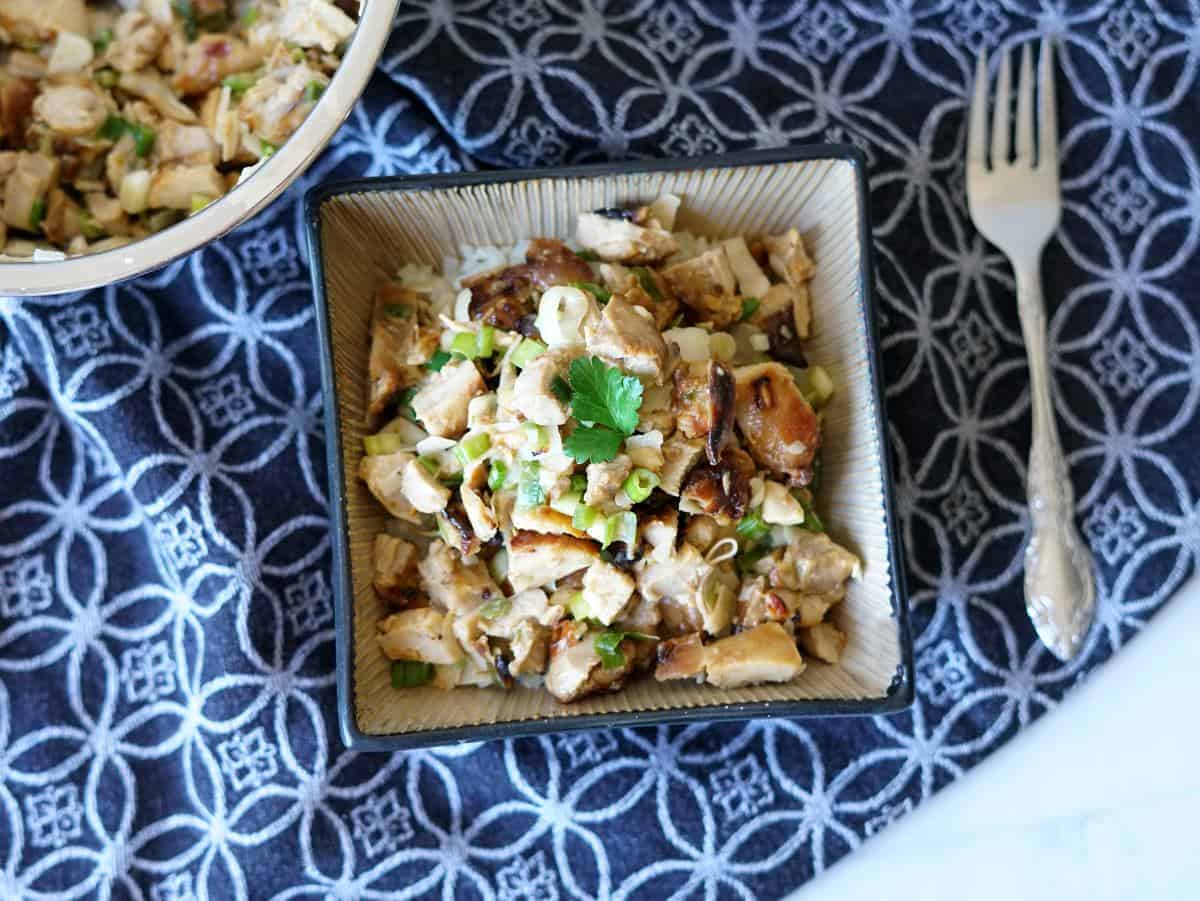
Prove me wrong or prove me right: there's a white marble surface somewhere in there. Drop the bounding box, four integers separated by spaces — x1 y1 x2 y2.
791 576 1200 901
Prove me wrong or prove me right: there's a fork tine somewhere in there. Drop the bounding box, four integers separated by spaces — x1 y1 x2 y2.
1015 43 1034 162
968 48 989 165
1038 37 1058 170
991 46 1012 166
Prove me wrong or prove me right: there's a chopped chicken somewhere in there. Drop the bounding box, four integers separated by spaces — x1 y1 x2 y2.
584 455 632 509
367 282 439 418
147 164 226 210
510 503 587 538
545 620 633 702
772 532 862 597
238 63 326 145
511 346 578 426
156 122 219 165
173 35 264 96
411 359 487 438
637 542 734 637
508 620 550 677
117 71 199 122
378 608 463 665
279 0 357 53
107 11 167 73
358 451 417 519
761 480 805 525
654 632 707 681
722 236 771 298
672 361 734 464
372 534 419 604
659 435 705 496
507 532 600 594
662 248 740 328
576 210 678 264
704 622 806 688
481 589 564 640
581 560 636 626
750 283 810 366
733 362 820 484
680 447 755 525
584 295 672 385
0 0 88 42
640 508 678 562
762 228 815 287
460 486 498 542
2 153 58 232
31 83 108 137
797 621 847 663
417 540 503 613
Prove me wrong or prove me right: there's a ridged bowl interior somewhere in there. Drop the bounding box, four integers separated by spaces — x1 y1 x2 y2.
312 155 907 743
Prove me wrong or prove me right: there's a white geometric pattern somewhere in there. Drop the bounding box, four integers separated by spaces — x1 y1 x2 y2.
0 4 1196 898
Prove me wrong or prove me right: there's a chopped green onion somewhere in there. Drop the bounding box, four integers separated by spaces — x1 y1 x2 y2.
594 630 627 668
303 80 325 103
383 303 412 319
78 210 105 240
575 248 599 262
222 72 258 97
28 198 46 231
173 0 197 40
290 45 305 62
797 492 825 533
571 503 597 531
517 461 544 508
454 432 491 466
569 281 611 303
95 68 118 88
479 596 510 620
602 511 637 549
622 468 660 504
740 297 761 321
475 325 495 359
795 365 834 408
259 140 278 158
418 455 440 476
570 473 587 494
391 660 433 688
450 331 477 359
487 460 508 492
550 490 581 517
242 6 260 25
511 338 546 369
190 194 214 214
97 114 128 141
551 375 571 404
567 591 590 620
737 543 772 574
426 350 451 371
363 433 405 456
736 508 770 543
522 422 548 451
93 27 113 53
130 123 155 157
633 267 663 302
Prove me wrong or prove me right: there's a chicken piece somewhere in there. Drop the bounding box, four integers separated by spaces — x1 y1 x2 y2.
358 451 417 520
279 0 357 53
681 515 735 555
761 480 805 525
636 542 734 637
762 228 815 287
397 459 448 514
238 63 324 145
0 0 87 42
510 346 578 426
46 31 93 74
507 531 600 594
40 188 81 245
721 236 771 298
637 383 675 435
613 591 660 636
482 588 564 640
576 210 678 264
418 540 503 613
2 153 59 233
584 455 632 509
659 434 704 496
117 71 198 123
510 503 587 539
372 534 419 603
736 576 837 630
460 486 497 543
508 619 550 677
679 446 755 525
733 362 820 485
772 532 862 597
83 193 130 237
411 359 487 438
583 295 672 385
750 283 810 366
545 620 633 702
106 10 166 72
640 508 678 562
437 497 482 557
173 34 265 96
367 282 439 418
654 632 707 681
672 360 734 464
147 164 226 211
31 84 108 138
797 621 847 664
662 248 740 328
704 622 806 688
1 78 37 148
581 560 636 626
156 121 218 165
377 607 463 665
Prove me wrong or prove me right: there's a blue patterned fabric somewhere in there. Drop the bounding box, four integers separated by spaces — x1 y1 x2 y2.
2 2 1199 898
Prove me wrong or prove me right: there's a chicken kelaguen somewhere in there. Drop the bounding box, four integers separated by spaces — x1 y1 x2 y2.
359 196 862 702
0 0 357 258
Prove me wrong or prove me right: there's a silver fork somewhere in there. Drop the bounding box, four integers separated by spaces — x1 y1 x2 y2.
966 39 1096 660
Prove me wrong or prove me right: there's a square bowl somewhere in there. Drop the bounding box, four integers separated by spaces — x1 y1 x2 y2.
306 146 913 751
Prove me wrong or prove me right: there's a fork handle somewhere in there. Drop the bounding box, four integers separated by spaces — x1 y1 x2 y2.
1014 266 1096 660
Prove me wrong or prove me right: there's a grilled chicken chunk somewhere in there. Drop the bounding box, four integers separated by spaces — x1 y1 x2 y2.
378 608 463 665
704 622 805 688
733 362 820 485
418 540 503 613
797 621 847 663
372 534 420 604
584 295 672 385
411 358 487 438
507 532 600 594
662 248 741 328
546 619 634 702
576 210 678 264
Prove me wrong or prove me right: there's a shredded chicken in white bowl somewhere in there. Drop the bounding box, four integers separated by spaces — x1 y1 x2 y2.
358 196 863 702
0 0 357 259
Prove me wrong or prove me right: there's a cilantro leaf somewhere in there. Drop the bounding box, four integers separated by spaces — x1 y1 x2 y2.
567 356 643 435
563 424 624 464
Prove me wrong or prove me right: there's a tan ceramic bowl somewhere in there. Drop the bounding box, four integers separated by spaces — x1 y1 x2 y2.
307 148 914 750
1 0 398 296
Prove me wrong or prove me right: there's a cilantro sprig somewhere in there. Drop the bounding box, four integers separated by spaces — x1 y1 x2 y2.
561 357 643 464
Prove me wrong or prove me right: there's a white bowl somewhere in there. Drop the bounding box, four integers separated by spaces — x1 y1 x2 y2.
1 0 398 296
